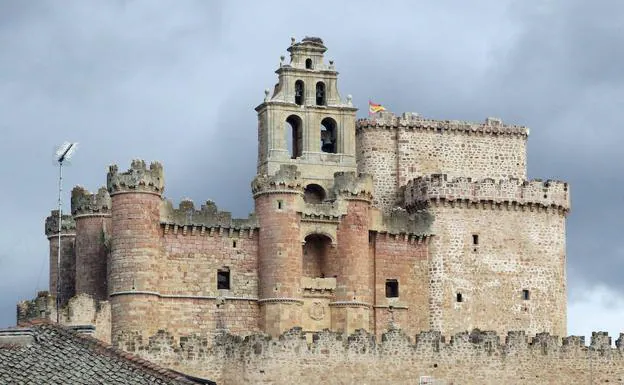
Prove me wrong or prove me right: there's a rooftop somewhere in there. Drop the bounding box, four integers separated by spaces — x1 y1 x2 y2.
0 321 215 385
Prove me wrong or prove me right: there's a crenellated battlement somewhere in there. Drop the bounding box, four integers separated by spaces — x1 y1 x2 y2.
252 164 304 196
107 159 164 195
404 174 570 213
356 112 529 137
160 198 258 230
372 207 433 237
71 186 111 217
45 210 76 238
332 171 373 201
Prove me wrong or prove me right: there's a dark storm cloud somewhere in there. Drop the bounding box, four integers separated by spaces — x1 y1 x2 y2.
0 0 621 331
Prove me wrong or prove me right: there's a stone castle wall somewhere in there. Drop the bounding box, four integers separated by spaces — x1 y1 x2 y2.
356 113 529 212
122 327 624 385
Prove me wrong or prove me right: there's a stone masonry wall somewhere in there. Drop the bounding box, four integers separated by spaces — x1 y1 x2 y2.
124 327 624 385
425 204 567 337
356 114 528 212
372 233 430 339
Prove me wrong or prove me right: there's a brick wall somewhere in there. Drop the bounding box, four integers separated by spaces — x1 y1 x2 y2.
372 234 429 338
75 215 111 301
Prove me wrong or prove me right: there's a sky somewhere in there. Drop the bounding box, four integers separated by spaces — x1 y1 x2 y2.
0 0 622 343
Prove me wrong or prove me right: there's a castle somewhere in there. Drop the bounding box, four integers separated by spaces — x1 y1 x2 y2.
18 37 615 385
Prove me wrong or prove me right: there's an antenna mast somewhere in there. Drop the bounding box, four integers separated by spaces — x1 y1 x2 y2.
54 142 78 323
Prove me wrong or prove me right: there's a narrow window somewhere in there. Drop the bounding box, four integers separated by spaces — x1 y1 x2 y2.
456 293 463 303
472 234 479 245
217 269 230 290
294 80 304 105
385 279 399 298
277 200 283 210
522 289 530 300
232 240 237 248
305 58 312 69
315 81 326 106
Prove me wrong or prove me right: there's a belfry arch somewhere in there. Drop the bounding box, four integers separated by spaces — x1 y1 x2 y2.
285 114 303 159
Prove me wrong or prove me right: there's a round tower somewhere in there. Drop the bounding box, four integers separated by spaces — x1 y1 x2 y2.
71 186 112 301
45 210 76 308
331 172 374 334
252 165 304 336
106 160 164 345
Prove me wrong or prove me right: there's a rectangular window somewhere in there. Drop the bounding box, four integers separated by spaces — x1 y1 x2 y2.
217 269 230 290
277 200 283 210
456 292 463 303
472 234 479 245
522 289 530 300
385 279 399 298
232 240 237 248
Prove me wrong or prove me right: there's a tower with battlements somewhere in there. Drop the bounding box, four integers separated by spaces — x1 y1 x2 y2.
16 37 572 383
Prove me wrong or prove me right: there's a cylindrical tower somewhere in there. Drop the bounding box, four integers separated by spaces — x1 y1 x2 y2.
71 186 112 301
252 164 304 336
331 172 373 334
107 160 164 345
44 210 76 308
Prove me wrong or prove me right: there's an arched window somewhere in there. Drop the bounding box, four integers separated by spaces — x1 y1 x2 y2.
315 81 326 106
304 184 326 204
320 117 337 153
295 80 304 106
285 115 303 159
302 234 333 278
305 58 312 69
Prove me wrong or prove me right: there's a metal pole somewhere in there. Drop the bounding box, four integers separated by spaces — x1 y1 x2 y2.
56 160 63 323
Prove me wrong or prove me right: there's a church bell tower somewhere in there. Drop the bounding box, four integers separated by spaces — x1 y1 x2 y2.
255 36 358 183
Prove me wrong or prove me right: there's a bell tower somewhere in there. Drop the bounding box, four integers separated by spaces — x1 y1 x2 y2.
255 36 358 182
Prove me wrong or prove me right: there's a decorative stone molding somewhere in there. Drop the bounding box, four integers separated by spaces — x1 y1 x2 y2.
252 164 304 197
71 186 111 217
258 298 304 305
107 159 164 196
328 301 371 308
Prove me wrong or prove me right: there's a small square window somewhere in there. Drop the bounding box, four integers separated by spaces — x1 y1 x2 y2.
385 279 399 298
456 293 463 303
217 269 230 290
522 289 530 300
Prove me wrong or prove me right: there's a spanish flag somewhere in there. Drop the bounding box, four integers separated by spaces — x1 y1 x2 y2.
369 100 386 115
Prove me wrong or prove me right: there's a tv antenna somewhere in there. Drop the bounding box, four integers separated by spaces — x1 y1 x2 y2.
54 142 78 323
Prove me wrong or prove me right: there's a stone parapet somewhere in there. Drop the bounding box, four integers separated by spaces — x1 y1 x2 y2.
357 112 529 137
45 210 76 238
160 199 258 229
404 174 570 213
371 207 433 237
107 159 164 196
71 186 111 217
332 171 373 201
252 164 304 196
